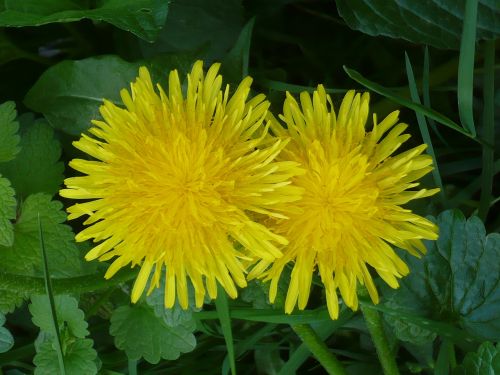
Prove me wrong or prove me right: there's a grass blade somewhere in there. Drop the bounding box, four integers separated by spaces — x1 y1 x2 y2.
215 285 236 375
343 66 477 141
404 52 445 201
478 40 495 221
457 0 479 137
38 214 65 375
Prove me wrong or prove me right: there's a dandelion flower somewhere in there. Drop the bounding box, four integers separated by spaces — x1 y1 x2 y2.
251 86 439 319
60 61 303 309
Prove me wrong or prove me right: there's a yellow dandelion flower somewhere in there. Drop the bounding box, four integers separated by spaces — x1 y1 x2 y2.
251 85 439 319
60 61 303 309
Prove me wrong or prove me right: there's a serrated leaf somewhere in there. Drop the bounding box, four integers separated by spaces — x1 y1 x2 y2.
30 295 89 339
0 193 90 278
0 289 26 314
241 280 270 309
0 120 63 198
385 314 437 345
0 101 20 162
34 338 98 375
336 0 500 50
0 175 15 247
110 304 196 363
0 312 14 353
0 0 169 42
384 210 500 341
453 342 500 375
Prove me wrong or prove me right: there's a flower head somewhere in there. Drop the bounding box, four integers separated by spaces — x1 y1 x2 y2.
251 86 439 319
60 61 302 309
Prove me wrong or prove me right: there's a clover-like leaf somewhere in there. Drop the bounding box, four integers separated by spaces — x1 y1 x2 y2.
30 295 89 339
110 304 196 363
0 120 63 199
34 338 98 375
0 101 20 162
453 342 500 375
384 210 500 341
0 312 14 353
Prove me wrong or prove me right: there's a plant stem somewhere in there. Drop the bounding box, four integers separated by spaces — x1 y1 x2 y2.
478 39 495 221
360 305 400 375
290 324 347 375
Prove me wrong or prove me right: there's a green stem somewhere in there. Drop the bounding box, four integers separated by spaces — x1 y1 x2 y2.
0 268 138 296
478 39 496 221
360 305 400 375
290 324 347 375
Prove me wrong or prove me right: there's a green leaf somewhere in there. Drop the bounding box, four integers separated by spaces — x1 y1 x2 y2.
0 120 63 198
336 0 500 50
139 0 244 60
384 210 500 341
453 342 500 375
110 304 196 363
145 284 198 328
386 314 437 345
241 280 271 309
0 289 25 314
0 0 169 42
215 286 236 375
222 17 255 83
0 176 15 247
34 338 98 375
30 295 89 339
24 56 142 136
0 193 90 278
0 101 20 162
0 312 14 353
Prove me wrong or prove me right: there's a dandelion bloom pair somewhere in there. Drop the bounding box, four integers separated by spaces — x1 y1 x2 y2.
60 61 438 319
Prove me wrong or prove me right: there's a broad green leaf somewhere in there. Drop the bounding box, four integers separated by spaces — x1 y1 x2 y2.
139 0 244 60
336 0 500 50
384 210 500 341
30 295 89 339
145 284 198 328
0 0 169 42
241 280 270 309
0 176 15 247
222 17 255 84
34 338 98 375
0 193 90 278
110 304 196 363
453 342 500 375
0 101 20 162
0 312 14 353
0 289 25 314
24 56 140 136
386 314 437 345
0 120 63 198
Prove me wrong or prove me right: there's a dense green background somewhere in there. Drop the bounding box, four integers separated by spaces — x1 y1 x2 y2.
0 1 498 374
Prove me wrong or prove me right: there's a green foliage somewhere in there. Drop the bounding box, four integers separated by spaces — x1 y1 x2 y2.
0 193 90 279
0 101 19 162
0 176 15 246
34 339 98 375
110 303 197 363
0 120 63 198
385 210 500 341
0 312 14 353
453 342 500 375
0 0 169 42
30 295 89 339
336 0 500 49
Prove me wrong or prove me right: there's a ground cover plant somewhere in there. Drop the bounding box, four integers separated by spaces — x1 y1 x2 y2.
0 1 499 374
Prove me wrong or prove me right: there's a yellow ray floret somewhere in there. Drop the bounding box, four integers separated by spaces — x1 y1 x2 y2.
60 61 303 309
251 86 439 319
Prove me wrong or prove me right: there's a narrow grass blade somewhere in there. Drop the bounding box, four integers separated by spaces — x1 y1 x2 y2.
478 40 495 221
343 66 477 141
434 340 455 375
423 47 448 146
457 0 479 137
215 285 236 375
258 79 347 94
38 214 65 375
404 52 445 201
